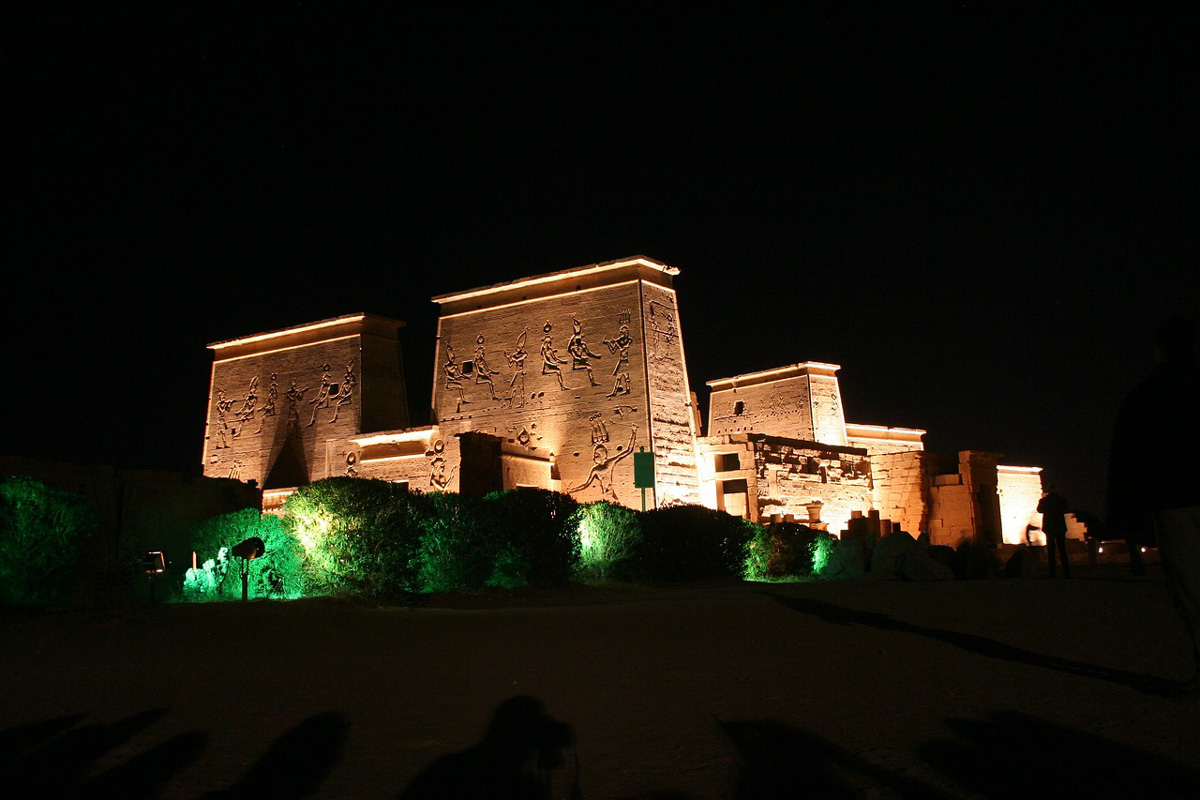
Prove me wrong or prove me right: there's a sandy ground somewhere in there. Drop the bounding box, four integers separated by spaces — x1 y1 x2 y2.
4 561 1199 799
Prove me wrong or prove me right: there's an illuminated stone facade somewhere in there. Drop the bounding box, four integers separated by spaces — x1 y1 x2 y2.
202 314 409 491
201 255 1044 544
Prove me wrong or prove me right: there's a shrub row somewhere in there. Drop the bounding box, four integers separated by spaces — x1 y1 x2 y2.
181 480 844 601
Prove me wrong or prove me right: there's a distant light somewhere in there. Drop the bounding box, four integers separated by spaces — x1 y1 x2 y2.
1098 546 1104 553
1141 547 1148 553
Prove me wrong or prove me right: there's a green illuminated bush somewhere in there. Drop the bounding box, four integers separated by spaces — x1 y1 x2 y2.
282 478 427 597
0 476 97 605
572 501 641 581
481 488 579 589
184 509 305 601
416 492 500 592
743 521 837 581
633 505 758 582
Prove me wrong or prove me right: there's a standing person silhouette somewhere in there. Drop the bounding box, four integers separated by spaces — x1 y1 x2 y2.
1038 485 1071 578
1109 318 1200 691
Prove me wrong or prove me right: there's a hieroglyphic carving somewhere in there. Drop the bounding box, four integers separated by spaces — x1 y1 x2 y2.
589 412 609 445
648 299 677 358
330 360 356 423
285 381 308 434
506 329 529 408
345 450 358 477
232 376 258 437
212 390 233 449
472 335 500 400
307 363 335 426
443 341 467 412
258 373 278 432
540 322 570 390
567 419 637 501
567 318 602 387
603 313 634 398
426 439 458 491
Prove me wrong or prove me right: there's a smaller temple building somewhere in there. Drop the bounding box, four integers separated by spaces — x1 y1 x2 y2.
202 256 1056 547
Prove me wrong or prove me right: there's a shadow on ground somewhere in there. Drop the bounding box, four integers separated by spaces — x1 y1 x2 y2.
921 709 1200 797
767 593 1180 695
399 695 579 799
0 708 347 799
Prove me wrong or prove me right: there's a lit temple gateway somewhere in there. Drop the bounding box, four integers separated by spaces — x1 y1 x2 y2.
202 256 1050 546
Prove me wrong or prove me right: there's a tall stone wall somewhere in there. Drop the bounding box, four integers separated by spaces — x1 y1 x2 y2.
638 282 701 505
432 281 654 507
202 316 408 489
205 339 363 487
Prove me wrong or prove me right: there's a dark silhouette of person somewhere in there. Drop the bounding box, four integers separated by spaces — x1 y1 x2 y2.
400 696 577 799
1108 317 1200 690
1037 485 1071 578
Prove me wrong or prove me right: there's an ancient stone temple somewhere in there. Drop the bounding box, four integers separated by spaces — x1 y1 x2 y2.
202 255 1051 546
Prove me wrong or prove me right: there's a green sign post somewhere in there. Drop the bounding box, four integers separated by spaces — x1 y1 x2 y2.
633 447 655 511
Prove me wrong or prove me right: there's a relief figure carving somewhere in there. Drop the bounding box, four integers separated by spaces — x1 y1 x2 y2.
603 317 634 397
648 299 677 357
307 363 336 426
443 341 467 412
472 335 500 400
232 376 258 437
330 360 356 423
506 329 528 408
212 389 233 449
567 317 601 387
567 421 637 502
285 381 309 434
258 373 278 432
540 322 570 390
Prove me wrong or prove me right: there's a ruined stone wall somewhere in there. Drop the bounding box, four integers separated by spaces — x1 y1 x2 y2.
869 451 931 535
432 282 654 508
204 339 366 487
925 452 1004 548
752 438 870 533
845 424 926 457
696 437 761 519
638 282 701 505
698 434 870 532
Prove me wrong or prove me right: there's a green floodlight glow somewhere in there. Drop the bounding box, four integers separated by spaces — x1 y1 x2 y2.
572 502 640 581
0 475 96 605
183 510 305 601
809 532 834 576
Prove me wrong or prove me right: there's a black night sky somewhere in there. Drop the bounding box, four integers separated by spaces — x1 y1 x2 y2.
7 4 1197 515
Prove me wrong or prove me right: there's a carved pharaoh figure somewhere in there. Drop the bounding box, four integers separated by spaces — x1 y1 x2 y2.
330 360 356 423
566 317 601 387
257 373 278 432
648 299 677 357
603 322 634 397
506 329 528 407
443 342 467 411
212 389 233 449
540 322 569 390
233 376 259 436
307 363 335 426
567 424 637 502
472 335 500 400
285 381 308 434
